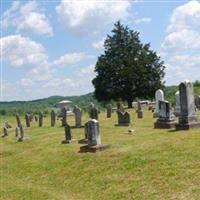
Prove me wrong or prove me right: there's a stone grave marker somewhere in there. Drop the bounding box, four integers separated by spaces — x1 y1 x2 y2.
116 111 131 126
39 112 43 127
61 123 72 144
25 113 30 127
154 89 164 118
73 106 83 127
51 110 56 127
106 104 112 118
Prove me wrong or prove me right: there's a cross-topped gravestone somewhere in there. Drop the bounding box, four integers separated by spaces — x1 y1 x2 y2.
154 89 164 118
80 119 110 152
25 113 30 127
176 81 200 130
154 100 175 128
116 111 131 126
73 105 82 127
51 110 56 127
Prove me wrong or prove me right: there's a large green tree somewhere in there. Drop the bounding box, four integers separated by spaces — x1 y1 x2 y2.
92 21 165 108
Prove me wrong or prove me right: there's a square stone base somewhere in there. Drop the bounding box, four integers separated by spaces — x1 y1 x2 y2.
154 120 175 129
80 144 111 153
175 122 200 130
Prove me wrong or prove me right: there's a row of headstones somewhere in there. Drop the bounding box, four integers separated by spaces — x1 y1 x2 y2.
154 81 200 130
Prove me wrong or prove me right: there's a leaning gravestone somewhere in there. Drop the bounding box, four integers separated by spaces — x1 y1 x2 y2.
89 105 99 120
73 106 83 127
80 119 110 153
176 81 200 130
2 127 8 137
154 89 164 118
154 100 175 129
174 91 181 116
61 107 67 127
18 124 28 141
51 110 56 127
106 104 112 118
25 113 30 127
61 123 72 144
116 111 131 126
39 112 43 127
136 101 143 119
16 114 21 127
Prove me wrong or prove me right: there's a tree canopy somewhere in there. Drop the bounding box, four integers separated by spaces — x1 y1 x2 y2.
92 21 165 107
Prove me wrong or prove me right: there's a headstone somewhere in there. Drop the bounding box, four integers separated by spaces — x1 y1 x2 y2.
15 127 19 137
25 113 30 127
2 127 8 137
34 116 38 122
106 104 112 118
80 119 110 153
89 104 99 120
136 101 143 119
61 107 67 126
39 112 43 127
116 111 131 126
61 123 72 144
153 89 164 118
73 106 82 127
176 81 200 130
51 110 56 127
195 95 200 109
154 100 175 128
16 114 21 127
174 91 181 116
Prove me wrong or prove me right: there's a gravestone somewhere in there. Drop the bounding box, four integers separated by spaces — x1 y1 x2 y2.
154 89 164 118
106 104 112 118
61 107 67 127
18 124 28 141
195 96 200 109
16 114 21 127
80 119 110 153
25 113 30 127
89 104 99 120
73 106 83 127
116 111 131 126
2 127 8 137
35 116 38 122
15 127 19 137
154 100 175 128
51 110 56 127
61 123 72 144
136 101 143 119
176 81 200 130
39 112 43 127
174 91 181 116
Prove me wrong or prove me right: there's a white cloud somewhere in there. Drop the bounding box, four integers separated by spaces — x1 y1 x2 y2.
92 37 105 50
133 17 152 24
1 0 53 36
0 34 47 68
80 64 95 75
161 0 200 85
19 78 33 86
56 0 131 36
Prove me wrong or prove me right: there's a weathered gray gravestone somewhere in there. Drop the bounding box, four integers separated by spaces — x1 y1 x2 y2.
16 114 21 127
89 105 99 120
61 123 72 144
73 106 83 127
176 81 200 130
154 100 175 129
25 113 30 127
15 127 19 137
116 111 131 126
2 127 8 137
80 119 110 153
106 104 112 118
61 107 67 127
154 89 164 118
51 110 56 127
39 112 43 127
174 91 181 116
136 101 143 119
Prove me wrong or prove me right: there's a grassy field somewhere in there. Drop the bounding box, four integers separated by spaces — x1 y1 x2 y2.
1 109 200 200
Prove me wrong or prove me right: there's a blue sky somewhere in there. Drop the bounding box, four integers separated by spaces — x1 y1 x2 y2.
1 0 200 101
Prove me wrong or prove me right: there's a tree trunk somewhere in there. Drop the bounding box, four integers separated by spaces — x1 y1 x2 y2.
127 100 132 108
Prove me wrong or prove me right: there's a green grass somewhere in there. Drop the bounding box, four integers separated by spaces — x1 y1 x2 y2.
1 109 200 200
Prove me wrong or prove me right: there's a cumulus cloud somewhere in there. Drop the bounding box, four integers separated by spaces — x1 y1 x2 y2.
92 37 106 50
56 0 131 36
161 0 200 85
133 17 152 24
1 0 53 36
19 78 34 86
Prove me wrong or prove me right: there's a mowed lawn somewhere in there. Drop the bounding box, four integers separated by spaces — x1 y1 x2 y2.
1 109 200 200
